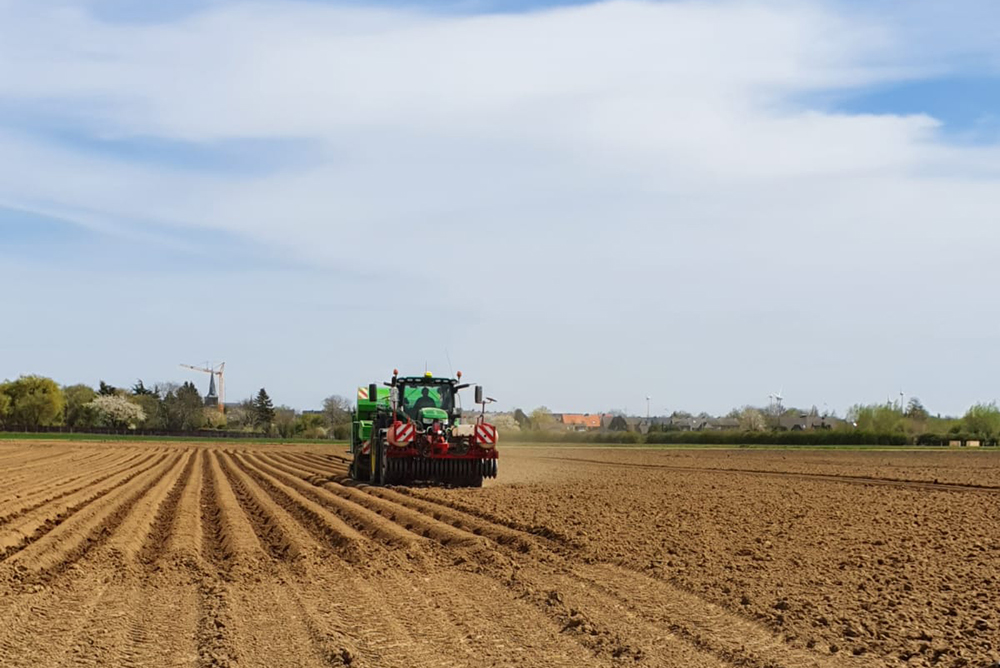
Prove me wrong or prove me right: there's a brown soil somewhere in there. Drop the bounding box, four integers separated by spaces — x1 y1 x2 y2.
0 441 996 667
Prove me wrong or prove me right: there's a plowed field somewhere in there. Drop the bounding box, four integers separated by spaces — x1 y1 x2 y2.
0 442 996 667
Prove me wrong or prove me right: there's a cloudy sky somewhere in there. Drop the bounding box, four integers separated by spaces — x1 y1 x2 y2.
1 0 998 416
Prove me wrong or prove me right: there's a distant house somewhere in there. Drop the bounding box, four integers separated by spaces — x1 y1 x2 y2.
777 414 845 431
706 417 740 430
559 414 603 431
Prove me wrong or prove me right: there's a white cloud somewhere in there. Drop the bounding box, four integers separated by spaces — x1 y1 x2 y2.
1 0 999 413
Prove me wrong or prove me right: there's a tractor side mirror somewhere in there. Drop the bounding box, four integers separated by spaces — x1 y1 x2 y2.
475 386 484 404
368 383 378 404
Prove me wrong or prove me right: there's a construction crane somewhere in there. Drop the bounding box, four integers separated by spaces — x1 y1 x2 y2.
180 362 225 413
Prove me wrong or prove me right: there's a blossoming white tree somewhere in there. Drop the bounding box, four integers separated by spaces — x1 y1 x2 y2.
87 395 146 429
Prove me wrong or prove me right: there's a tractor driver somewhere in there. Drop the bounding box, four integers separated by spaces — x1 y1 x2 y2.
413 387 438 412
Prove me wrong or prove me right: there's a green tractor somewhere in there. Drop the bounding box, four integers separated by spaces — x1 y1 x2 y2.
349 370 498 487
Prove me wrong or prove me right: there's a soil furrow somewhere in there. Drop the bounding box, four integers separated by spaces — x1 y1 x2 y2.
321 480 490 547
400 486 579 547
137 450 199 567
217 452 319 562
196 451 242 668
351 482 539 553
201 450 267 572
0 450 155 529
0 449 125 506
104 451 192 566
0 452 169 563
236 453 391 547
2 454 179 577
164 448 204 566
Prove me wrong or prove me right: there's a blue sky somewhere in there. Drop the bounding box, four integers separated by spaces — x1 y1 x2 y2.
2 0 1000 415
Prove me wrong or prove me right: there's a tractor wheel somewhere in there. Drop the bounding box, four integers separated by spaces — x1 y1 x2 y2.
377 442 389 486
352 455 371 482
371 440 383 485
467 460 483 488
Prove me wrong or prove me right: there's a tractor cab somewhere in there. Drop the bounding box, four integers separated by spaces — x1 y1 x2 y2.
398 374 461 423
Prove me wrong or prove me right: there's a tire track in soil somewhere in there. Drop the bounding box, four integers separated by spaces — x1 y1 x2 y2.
51 452 201 668
196 450 252 668
292 560 620 668
537 456 1000 493
272 462 712 665
0 571 116 667
241 453 621 666
203 452 340 668
0 452 174 575
0 454 191 667
216 453 379 667
338 480 873 667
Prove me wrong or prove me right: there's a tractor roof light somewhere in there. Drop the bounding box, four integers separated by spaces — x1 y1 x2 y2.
425 371 433 378
456 370 462 379
393 368 398 376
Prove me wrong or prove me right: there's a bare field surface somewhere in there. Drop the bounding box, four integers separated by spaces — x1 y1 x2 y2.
0 442 996 667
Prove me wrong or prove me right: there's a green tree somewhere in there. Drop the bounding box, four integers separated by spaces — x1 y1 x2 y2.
132 380 155 396
322 395 352 430
64 384 99 428
273 406 296 438
162 382 205 430
512 408 531 429
847 403 904 432
224 399 256 431
98 381 119 396
201 407 227 430
130 394 166 429
295 412 328 439
3 376 66 428
962 402 1000 439
254 388 275 432
529 406 555 430
0 390 11 427
905 397 929 420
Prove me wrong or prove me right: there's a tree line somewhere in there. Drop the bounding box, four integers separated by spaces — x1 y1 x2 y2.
0 375 354 440
502 398 1000 445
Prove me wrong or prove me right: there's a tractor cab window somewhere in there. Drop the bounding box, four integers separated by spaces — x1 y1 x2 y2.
401 383 455 418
